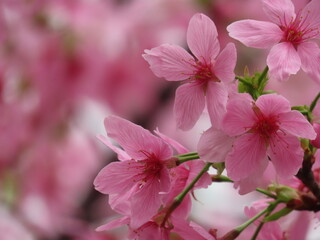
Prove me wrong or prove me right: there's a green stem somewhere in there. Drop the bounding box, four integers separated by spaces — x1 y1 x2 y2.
257 66 269 86
256 188 276 199
177 154 200 164
176 152 198 157
161 163 212 226
310 92 320 112
211 174 233 183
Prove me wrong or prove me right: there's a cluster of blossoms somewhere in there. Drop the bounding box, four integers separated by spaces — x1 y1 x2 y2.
95 0 320 239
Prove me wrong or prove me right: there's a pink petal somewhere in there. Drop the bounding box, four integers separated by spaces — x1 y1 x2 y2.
213 43 237 83
97 134 131 161
154 128 189 154
222 94 257 136
130 178 163 229
255 93 291 117
96 216 130 231
297 41 320 85
187 13 220 62
267 42 301 81
262 0 296 25
174 83 205 130
206 82 228 128
143 44 195 81
301 0 320 33
278 111 316 139
93 161 139 195
225 133 268 181
268 132 303 178
105 116 172 160
227 20 282 49
198 127 234 163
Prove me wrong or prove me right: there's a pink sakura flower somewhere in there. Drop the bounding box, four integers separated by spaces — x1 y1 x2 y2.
143 13 237 130
222 93 316 181
227 0 320 83
94 116 176 229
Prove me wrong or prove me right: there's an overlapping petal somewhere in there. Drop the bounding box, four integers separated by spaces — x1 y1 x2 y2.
255 93 291 117
143 44 195 81
105 116 172 160
187 13 219 62
213 43 237 82
278 111 316 139
227 20 282 49
226 133 268 181
262 0 296 25
268 132 303 178
174 83 205 130
267 42 301 81
297 42 320 85
301 0 320 33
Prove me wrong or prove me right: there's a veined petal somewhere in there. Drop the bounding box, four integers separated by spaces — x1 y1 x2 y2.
222 94 257 136
96 216 130 231
93 161 139 195
97 134 131 161
278 111 316 139
227 20 282 49
301 0 320 33
255 93 291 117
206 82 228 128
187 13 220 62
297 42 320 85
225 133 268 181
154 128 189 154
213 43 237 83
262 0 296 25
267 42 301 81
105 116 172 160
130 178 163 229
143 44 195 81
174 83 205 130
198 127 234 163
268 132 303 178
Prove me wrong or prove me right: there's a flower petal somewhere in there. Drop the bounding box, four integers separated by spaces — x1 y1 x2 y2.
255 93 291 117
225 133 268 181
268 132 303 178
213 43 237 83
174 83 205 130
297 41 320 85
262 0 296 25
301 0 320 33
187 13 220 62
96 216 130 231
267 42 301 81
222 94 257 136
206 82 228 128
143 44 195 81
278 111 316 139
130 178 163 228
97 134 131 161
227 20 282 49
154 128 189 154
94 161 139 195
104 116 172 160
198 127 234 163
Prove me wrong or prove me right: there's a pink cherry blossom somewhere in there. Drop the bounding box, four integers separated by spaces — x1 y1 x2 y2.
227 0 320 83
94 116 176 229
222 93 316 181
143 13 237 130
310 123 320 148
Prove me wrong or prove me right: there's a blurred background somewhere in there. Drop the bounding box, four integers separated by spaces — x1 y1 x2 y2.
1 0 319 239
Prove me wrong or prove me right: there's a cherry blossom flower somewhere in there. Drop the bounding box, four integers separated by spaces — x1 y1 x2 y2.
143 13 237 130
222 93 316 181
94 116 177 229
227 0 320 83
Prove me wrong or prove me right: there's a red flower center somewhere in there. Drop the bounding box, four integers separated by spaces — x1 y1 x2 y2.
279 10 319 45
251 105 279 139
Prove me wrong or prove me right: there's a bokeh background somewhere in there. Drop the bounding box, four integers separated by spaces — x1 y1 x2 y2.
1 0 319 239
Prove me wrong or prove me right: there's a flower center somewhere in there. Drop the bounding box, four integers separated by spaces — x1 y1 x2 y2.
279 10 320 45
251 105 279 139
193 60 214 83
139 151 163 177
